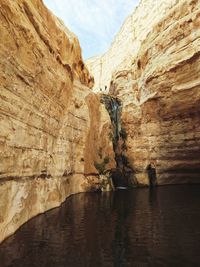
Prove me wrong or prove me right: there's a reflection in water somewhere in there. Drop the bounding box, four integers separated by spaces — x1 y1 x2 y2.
0 185 200 266
112 191 131 266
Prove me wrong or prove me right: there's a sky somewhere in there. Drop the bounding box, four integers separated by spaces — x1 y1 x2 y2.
43 0 139 59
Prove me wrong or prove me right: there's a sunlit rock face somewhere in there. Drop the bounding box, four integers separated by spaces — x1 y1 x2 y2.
86 0 177 92
110 0 200 185
0 0 115 242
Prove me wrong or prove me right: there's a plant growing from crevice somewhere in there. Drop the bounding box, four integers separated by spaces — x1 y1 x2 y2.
104 156 110 164
100 179 109 190
94 156 110 174
100 95 136 187
108 131 114 142
99 175 112 190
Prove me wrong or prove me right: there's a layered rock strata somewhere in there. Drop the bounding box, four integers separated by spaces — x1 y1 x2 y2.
109 0 200 185
111 1 200 184
0 0 115 242
86 0 177 92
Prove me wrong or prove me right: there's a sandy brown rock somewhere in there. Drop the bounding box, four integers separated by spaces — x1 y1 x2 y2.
0 0 114 242
86 0 177 92
110 0 200 185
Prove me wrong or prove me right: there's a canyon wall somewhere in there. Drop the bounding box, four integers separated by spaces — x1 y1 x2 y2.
1 0 200 244
86 0 177 92
88 0 200 185
0 0 115 242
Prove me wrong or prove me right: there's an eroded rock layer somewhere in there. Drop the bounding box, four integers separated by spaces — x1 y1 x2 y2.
0 0 115 242
86 0 177 92
110 0 200 185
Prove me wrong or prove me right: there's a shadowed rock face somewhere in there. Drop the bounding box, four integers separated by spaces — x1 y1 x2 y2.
87 0 200 186
110 0 200 185
100 95 136 188
0 0 115 242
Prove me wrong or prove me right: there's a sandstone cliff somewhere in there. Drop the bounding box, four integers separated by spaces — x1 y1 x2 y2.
87 0 200 185
0 0 115 242
86 0 177 92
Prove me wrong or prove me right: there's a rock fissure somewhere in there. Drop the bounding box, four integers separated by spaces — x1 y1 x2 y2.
101 94 135 188
0 0 114 242
87 0 200 187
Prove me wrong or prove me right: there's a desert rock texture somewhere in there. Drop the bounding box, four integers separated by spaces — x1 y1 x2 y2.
0 0 115 242
86 0 177 92
87 0 200 185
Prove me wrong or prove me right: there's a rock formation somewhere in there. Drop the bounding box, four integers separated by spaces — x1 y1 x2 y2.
1 0 200 244
87 0 200 185
86 0 177 92
0 0 115 242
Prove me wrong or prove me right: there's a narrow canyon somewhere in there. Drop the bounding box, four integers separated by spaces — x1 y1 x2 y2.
0 0 200 244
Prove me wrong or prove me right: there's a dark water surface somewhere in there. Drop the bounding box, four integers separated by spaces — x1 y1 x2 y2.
1 185 200 267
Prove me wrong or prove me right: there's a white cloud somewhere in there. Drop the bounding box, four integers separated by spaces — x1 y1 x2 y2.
43 0 139 59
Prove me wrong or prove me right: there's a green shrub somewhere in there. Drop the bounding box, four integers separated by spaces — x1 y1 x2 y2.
94 161 106 174
104 156 110 164
108 131 113 141
94 156 110 174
